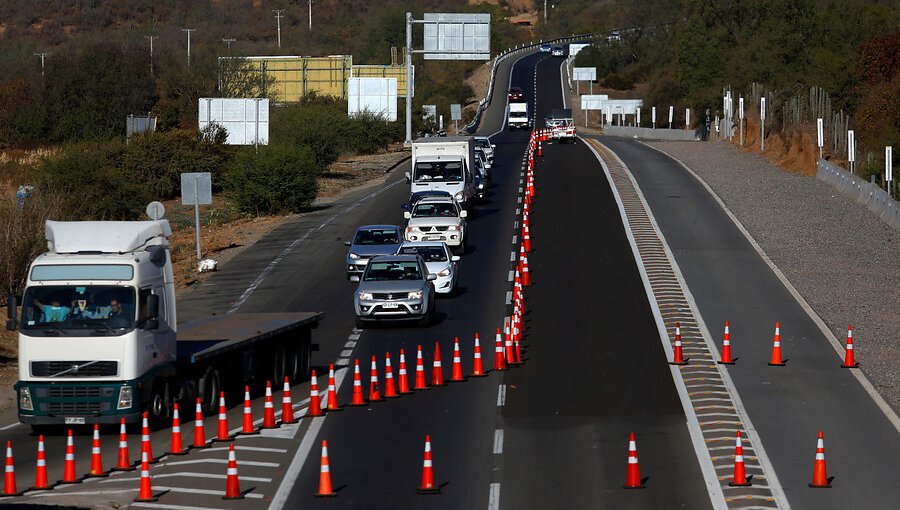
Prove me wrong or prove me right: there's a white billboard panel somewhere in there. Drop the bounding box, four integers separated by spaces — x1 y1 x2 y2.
573 67 597 81
423 13 491 60
581 96 642 115
569 43 590 57
348 78 398 121
198 98 269 145
581 95 610 110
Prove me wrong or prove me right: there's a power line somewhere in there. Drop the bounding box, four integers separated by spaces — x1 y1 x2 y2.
182 28 196 66
273 9 285 48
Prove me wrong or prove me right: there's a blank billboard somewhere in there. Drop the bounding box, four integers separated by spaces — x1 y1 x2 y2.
352 65 410 98
198 98 269 145
348 78 398 121
572 67 597 81
423 13 491 60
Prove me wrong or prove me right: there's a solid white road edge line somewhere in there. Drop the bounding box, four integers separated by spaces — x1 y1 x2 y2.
641 142 900 435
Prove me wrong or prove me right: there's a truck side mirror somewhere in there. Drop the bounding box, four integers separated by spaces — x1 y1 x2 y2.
6 294 18 331
405 171 411 183
145 294 160 330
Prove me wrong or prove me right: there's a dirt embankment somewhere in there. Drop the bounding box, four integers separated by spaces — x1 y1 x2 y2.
738 116 819 176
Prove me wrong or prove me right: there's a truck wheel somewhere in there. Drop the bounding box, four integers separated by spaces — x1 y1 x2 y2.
270 345 287 385
146 381 168 430
291 341 311 381
198 368 220 415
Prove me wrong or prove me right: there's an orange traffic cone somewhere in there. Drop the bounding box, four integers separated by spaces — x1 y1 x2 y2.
416 435 440 494
719 321 735 365
729 431 752 486
141 412 156 464
521 254 531 286
169 403 186 455
133 452 157 502
282 376 296 423
217 391 231 441
431 341 445 386
327 364 342 411
384 352 399 398
670 322 688 365
241 386 258 434
768 322 786 366
113 418 132 470
3 441 18 496
471 333 486 377
450 337 465 382
841 325 858 368
193 398 208 448
368 355 382 401
60 429 79 484
398 349 412 394
538 140 543 157
223 444 243 499
314 440 337 497
514 338 522 364
349 359 366 406
494 328 507 371
307 371 323 417
809 431 831 488
623 432 645 489
414 345 428 390
32 435 51 490
522 225 532 253
262 381 277 429
88 423 108 476
505 321 516 366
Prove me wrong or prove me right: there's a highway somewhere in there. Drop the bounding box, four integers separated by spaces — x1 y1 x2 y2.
0 44 898 510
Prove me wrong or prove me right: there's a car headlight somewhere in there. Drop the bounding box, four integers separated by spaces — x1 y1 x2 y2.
359 292 373 301
454 191 464 201
19 387 33 411
407 290 423 300
447 224 461 231
478 183 484 189
437 267 451 277
349 252 360 260
117 385 133 410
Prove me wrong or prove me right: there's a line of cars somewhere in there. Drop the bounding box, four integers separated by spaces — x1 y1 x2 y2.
345 136 496 328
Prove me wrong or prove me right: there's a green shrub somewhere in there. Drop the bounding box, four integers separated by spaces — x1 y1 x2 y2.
603 73 635 91
225 145 319 215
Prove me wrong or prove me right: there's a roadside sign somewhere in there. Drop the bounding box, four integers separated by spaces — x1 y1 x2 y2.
146 201 166 220
450 104 462 121
422 13 491 60
348 77 398 121
181 173 212 206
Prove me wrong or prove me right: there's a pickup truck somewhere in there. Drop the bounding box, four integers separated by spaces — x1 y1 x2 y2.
403 196 468 254
546 108 576 143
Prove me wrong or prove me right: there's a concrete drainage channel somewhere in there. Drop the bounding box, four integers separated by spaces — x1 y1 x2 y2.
586 138 789 510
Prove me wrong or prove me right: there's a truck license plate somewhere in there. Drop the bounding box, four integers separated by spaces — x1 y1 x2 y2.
65 417 86 425
382 302 400 309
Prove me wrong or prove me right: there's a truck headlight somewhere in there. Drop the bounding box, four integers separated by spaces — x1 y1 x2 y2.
454 191 464 201
407 290 423 300
19 387 33 411
447 224 461 231
349 252 360 260
359 292 373 301
117 385 133 410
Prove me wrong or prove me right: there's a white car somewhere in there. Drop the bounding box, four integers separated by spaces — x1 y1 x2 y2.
474 136 495 164
403 196 467 253
397 241 460 295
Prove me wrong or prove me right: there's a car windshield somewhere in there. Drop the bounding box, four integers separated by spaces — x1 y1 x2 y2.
414 161 463 182
399 246 447 263
363 261 423 281
413 202 458 218
354 228 400 245
21 285 136 334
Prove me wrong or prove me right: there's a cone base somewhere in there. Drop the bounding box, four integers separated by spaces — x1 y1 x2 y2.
281 418 298 424
166 449 190 456
57 478 84 485
808 483 832 488
623 484 646 489
369 397 384 402
767 362 786 366
416 487 441 495
240 429 259 435
348 401 367 407
669 361 689 366
222 495 245 500
86 472 110 478
413 386 431 391
384 394 400 399
325 407 343 412
1 490 26 497
729 481 752 487
449 378 466 383
431 381 446 387
213 436 236 443
840 363 859 368
717 360 736 365
470 372 487 377
314 492 338 498
261 424 278 430
28 484 56 491
192 443 211 449
134 496 159 502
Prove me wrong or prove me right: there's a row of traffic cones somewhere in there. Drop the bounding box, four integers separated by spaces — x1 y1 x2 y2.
670 321 860 368
133 443 244 502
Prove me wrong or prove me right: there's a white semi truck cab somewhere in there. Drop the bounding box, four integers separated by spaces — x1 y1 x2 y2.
8 220 321 429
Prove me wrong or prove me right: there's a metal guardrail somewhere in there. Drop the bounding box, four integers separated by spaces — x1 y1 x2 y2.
463 33 597 134
816 159 900 231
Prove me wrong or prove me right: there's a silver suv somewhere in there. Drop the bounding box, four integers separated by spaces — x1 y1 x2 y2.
354 255 436 327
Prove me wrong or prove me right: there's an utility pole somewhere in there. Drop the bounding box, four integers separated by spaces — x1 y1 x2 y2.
544 0 548 23
222 38 236 54
145 35 158 75
182 28 196 66
34 52 49 77
273 9 285 48
309 0 313 30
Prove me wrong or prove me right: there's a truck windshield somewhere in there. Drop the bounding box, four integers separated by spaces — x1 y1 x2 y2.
414 162 463 182
21 285 136 335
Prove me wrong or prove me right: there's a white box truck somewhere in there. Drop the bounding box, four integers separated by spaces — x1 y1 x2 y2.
406 136 477 210
508 102 529 129
7 220 322 430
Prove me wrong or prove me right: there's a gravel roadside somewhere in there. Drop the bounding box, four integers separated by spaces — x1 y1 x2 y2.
646 140 900 412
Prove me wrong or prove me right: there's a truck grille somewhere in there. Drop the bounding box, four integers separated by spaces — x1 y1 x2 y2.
31 361 118 377
46 402 106 415
46 387 105 399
